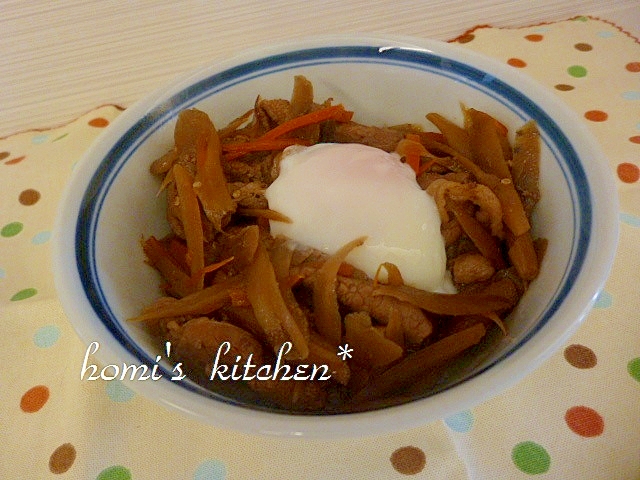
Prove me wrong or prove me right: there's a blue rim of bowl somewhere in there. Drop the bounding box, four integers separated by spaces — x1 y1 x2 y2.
76 45 591 413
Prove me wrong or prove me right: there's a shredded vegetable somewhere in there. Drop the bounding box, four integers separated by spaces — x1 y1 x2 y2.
133 75 544 413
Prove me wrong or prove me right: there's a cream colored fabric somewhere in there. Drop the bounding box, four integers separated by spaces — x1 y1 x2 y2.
1 17 638 479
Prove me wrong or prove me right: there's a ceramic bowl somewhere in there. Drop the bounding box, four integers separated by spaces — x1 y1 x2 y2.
53 35 618 437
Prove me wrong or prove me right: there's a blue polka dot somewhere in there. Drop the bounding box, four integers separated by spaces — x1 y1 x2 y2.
31 231 51 245
194 460 227 480
31 134 49 144
594 290 612 309
0 267 5 279
597 31 615 38
444 410 474 433
621 212 640 227
105 380 135 402
622 91 640 101
33 325 61 348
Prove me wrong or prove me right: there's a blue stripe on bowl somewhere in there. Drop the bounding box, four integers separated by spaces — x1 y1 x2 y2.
76 45 591 412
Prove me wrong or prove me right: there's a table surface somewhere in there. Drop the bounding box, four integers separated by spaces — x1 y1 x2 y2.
2 2 640 479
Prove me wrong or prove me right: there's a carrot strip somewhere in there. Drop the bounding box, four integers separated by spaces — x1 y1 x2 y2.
221 104 352 161
172 163 205 290
261 104 353 140
395 134 427 175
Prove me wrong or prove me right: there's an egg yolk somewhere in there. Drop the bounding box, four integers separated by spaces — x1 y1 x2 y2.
265 143 453 292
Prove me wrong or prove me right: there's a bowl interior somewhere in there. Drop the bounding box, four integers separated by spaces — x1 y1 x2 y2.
56 38 615 436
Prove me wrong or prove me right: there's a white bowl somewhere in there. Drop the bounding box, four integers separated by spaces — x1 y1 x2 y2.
53 35 618 438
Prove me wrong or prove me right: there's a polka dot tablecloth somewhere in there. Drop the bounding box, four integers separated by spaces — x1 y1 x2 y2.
1 17 639 479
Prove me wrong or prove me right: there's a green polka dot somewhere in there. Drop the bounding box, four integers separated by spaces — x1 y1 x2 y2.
96 465 131 480
1 221 23 237
512 441 551 474
105 380 135 402
594 290 612 308
31 134 49 144
567 65 587 78
31 230 51 245
33 325 61 348
10 288 38 301
194 459 227 480
628 358 640 383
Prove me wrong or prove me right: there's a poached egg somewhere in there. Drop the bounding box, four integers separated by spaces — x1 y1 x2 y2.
265 143 453 292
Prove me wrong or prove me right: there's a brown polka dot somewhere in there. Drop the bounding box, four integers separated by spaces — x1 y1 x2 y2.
0 151 9 161
525 34 543 42
626 62 640 72
88 117 109 128
19 188 41 206
507 58 527 68
555 84 575 91
629 135 640 144
574 42 593 51
456 34 475 44
49 443 76 474
20 385 50 413
584 110 608 122
617 162 640 183
565 406 604 437
390 446 426 475
564 344 597 368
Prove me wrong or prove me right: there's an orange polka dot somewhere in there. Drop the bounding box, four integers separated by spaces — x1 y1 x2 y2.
629 135 640 144
565 406 604 437
456 34 475 44
617 162 640 183
390 446 426 474
555 84 575 91
88 117 110 128
4 155 26 165
626 62 640 72
525 34 543 42
584 110 608 122
0 151 9 160
20 385 50 412
507 58 527 68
